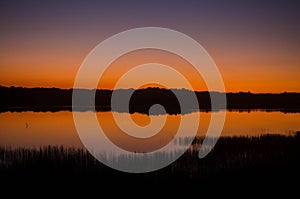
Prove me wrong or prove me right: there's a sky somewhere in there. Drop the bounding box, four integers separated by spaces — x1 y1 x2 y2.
0 0 300 92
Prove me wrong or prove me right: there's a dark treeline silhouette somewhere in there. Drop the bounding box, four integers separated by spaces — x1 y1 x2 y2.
1 85 300 114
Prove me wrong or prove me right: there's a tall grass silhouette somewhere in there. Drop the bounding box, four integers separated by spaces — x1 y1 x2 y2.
1 133 299 183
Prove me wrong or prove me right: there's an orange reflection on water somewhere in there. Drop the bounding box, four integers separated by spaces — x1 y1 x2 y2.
222 110 300 136
0 110 299 149
97 112 181 153
0 111 83 148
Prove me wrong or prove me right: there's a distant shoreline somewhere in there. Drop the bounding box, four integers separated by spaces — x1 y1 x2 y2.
1 107 300 114
1 85 300 114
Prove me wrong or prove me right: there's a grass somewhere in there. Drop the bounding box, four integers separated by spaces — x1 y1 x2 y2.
1 134 299 180
0 133 299 196
0 132 300 198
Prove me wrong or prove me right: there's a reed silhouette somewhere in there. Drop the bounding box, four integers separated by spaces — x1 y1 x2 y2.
1 134 299 186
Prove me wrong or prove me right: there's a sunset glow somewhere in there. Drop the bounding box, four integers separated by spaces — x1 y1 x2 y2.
0 1 299 92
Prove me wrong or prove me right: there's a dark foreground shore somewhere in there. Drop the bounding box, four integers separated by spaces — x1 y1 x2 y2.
0 134 299 193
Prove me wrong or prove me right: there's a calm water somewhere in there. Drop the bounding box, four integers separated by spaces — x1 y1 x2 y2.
0 110 299 151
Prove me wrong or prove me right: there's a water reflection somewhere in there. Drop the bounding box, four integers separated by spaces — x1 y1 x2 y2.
0 110 299 151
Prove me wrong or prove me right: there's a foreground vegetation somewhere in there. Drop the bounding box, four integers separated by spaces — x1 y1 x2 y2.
0 134 299 188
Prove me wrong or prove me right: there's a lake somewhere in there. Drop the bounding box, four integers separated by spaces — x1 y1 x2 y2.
0 110 299 152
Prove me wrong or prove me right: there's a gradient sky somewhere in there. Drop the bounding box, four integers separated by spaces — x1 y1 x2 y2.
1 0 299 92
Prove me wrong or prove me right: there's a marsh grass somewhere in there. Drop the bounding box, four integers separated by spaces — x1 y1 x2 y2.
1 134 299 179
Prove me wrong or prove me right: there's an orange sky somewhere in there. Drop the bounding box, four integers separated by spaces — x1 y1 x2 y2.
1 46 299 93
1 1 300 93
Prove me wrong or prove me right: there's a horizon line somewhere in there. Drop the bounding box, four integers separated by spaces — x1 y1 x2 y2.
1 85 299 95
